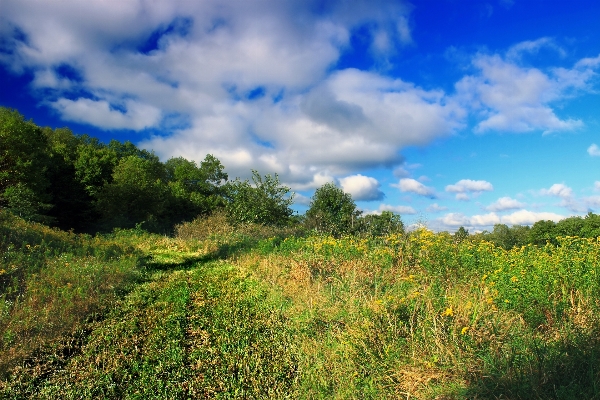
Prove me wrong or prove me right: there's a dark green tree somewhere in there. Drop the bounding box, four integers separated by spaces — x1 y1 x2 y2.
582 212 600 238
359 211 404 237
95 155 169 230
224 170 294 226
165 154 228 222
454 226 469 242
305 182 361 237
0 108 52 222
529 220 557 246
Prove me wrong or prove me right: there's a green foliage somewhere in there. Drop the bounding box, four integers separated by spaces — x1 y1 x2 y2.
96 155 170 230
305 182 361 237
0 108 52 222
225 170 294 227
454 226 469 242
359 211 404 237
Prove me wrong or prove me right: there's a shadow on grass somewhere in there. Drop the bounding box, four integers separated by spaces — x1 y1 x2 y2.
465 331 600 399
142 237 262 272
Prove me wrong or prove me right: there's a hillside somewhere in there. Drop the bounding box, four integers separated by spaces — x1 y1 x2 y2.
2 212 600 398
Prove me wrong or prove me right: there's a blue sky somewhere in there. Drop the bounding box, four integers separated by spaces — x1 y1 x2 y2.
1 0 600 231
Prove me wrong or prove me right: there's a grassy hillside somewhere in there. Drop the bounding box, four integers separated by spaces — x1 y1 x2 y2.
2 212 600 398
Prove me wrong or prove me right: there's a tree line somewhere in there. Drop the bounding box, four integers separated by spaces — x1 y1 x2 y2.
455 213 600 249
0 107 403 236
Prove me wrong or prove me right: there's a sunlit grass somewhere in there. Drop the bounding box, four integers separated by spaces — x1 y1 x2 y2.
2 212 600 398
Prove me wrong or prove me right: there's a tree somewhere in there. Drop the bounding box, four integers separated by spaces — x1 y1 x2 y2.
165 154 228 222
582 212 600 238
305 182 361 237
95 155 169 230
0 108 52 222
224 170 294 226
529 220 557 246
454 226 469 242
43 127 94 231
359 211 404 237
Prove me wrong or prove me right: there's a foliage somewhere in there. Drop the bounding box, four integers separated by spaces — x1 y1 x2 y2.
0 108 52 222
224 170 294 227
3 213 600 398
305 182 361 237
358 210 404 237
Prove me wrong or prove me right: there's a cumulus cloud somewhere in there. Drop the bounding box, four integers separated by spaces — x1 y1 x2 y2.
377 204 417 215
446 179 493 193
486 196 525 211
51 98 162 130
445 179 493 200
455 38 597 134
426 203 448 213
540 183 573 199
438 209 565 230
2 0 464 189
588 144 600 157
339 174 384 201
392 178 436 198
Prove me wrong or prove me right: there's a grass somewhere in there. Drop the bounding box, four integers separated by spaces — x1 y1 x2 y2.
1 212 600 398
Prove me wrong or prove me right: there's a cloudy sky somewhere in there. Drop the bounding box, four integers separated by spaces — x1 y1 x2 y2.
1 0 600 231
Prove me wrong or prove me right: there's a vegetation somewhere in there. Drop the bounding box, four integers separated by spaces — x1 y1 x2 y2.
2 106 600 398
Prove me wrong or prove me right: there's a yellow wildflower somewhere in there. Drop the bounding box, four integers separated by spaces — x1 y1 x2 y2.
442 306 454 317
461 327 469 335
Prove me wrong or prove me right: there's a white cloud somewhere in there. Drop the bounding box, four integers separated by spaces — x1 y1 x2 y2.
0 0 471 189
446 179 493 199
377 204 417 215
595 181 600 191
339 174 384 201
588 144 600 157
506 37 566 60
392 178 436 198
426 203 448 213
455 39 598 134
51 98 162 131
486 196 525 211
540 183 573 199
455 193 470 201
438 210 565 230
446 179 493 193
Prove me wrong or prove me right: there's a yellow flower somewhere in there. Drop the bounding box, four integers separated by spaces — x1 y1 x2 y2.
510 276 518 283
461 327 469 335
442 307 454 317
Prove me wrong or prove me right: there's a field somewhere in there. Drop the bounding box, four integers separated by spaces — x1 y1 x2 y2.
1 211 600 399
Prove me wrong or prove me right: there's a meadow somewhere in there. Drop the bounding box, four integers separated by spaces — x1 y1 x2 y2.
1 211 600 399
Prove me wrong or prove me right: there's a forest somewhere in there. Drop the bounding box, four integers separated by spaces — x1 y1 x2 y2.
2 106 600 245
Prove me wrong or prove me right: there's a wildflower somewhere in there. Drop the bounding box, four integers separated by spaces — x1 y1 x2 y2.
510 276 518 283
461 327 469 335
442 306 454 317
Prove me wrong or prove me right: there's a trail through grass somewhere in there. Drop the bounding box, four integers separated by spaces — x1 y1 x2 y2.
2 213 600 399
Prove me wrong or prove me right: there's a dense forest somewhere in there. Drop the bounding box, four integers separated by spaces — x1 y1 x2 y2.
2 106 600 244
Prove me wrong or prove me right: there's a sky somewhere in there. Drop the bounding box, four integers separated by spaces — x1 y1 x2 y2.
1 0 600 232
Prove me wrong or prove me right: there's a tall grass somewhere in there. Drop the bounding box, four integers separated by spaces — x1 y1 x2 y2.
0 210 144 377
2 212 600 398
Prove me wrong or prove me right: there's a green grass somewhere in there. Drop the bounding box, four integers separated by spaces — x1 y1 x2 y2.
2 213 600 398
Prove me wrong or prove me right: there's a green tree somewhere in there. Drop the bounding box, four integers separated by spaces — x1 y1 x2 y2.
529 220 557 246
96 155 169 230
454 226 469 242
42 127 95 231
0 108 52 222
305 182 361 237
359 211 404 237
555 216 585 237
582 212 600 238
224 170 294 226
165 154 228 222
